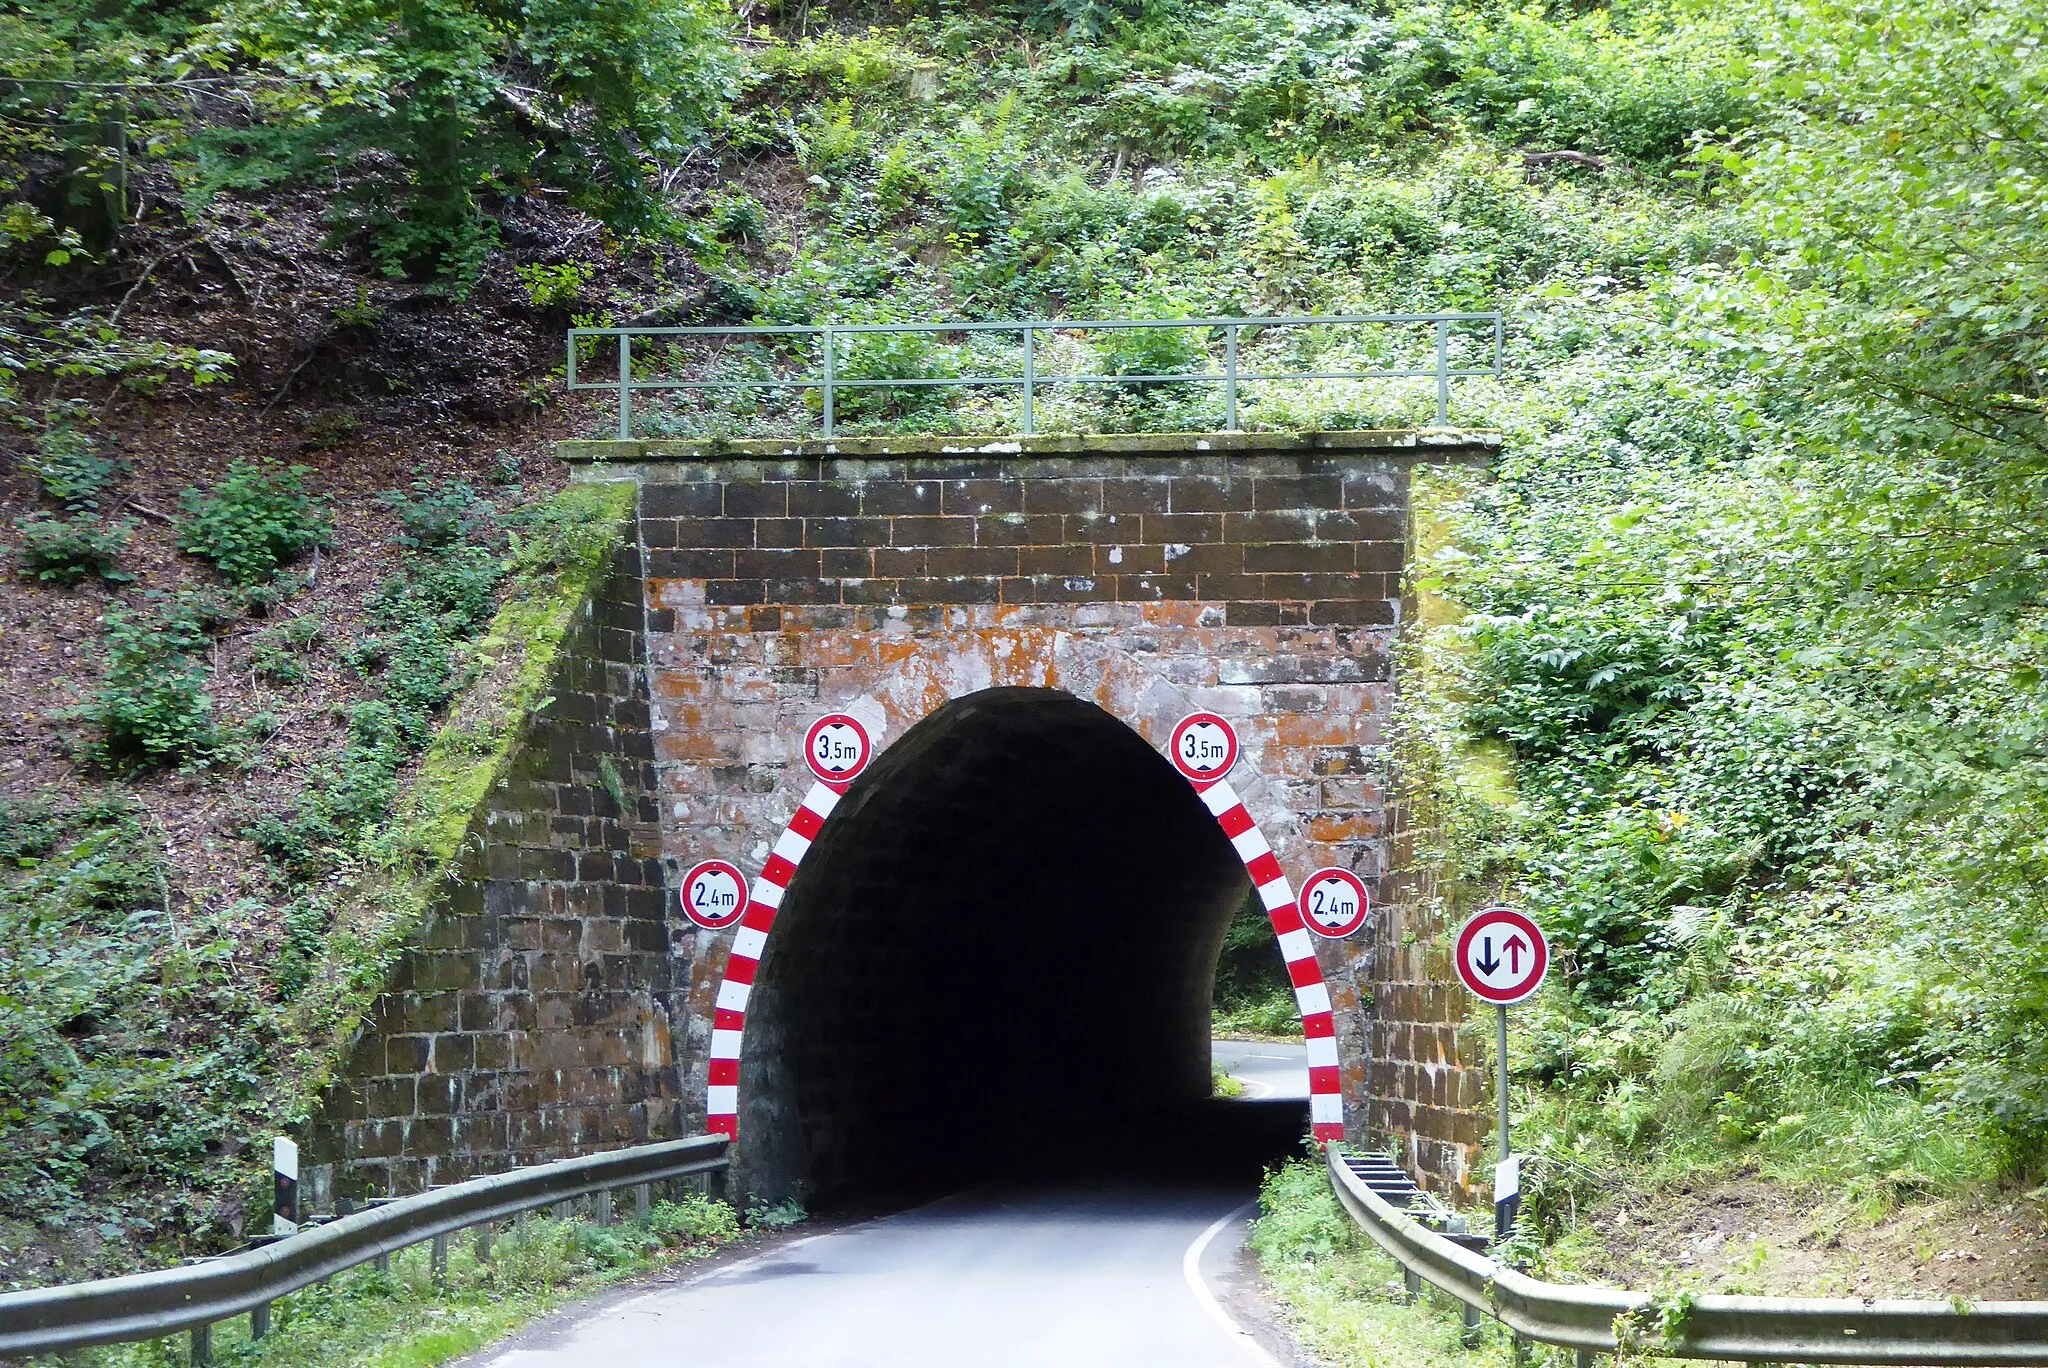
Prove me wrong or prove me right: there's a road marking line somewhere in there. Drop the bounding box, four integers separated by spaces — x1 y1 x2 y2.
1183 1199 1284 1367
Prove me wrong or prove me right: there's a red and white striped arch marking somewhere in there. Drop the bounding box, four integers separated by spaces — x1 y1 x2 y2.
702 712 1348 1143
704 778 842 1138
1194 774 1346 1142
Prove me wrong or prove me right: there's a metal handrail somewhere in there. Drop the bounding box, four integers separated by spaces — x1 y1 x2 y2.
1326 1145 2048 1364
566 312 1505 439
0 1134 729 1360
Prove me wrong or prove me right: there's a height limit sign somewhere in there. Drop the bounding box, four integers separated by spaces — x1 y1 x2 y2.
1169 712 1239 789
1454 905 1550 1246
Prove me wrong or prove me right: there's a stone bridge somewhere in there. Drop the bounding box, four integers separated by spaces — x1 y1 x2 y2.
304 430 1499 1210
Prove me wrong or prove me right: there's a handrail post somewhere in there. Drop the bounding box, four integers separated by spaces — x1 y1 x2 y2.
191 1322 211 1367
617 333 633 441
1224 324 1239 431
1494 312 1504 378
1021 325 1035 435
1435 319 1450 426
821 326 835 438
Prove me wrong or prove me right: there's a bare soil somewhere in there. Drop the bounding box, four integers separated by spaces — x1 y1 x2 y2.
1560 1175 2048 1301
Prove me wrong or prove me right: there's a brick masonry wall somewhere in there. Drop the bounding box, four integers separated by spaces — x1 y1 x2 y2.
305 431 1495 1201
302 542 689 1204
604 433 1494 1189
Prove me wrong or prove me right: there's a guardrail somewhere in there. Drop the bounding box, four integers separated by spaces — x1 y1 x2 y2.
0 1134 729 1363
1328 1145 2048 1364
566 312 1504 440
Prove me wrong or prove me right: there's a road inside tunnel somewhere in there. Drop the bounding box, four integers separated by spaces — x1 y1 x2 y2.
734 687 1308 1209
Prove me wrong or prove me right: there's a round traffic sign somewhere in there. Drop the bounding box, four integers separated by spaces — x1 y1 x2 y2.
1299 867 1371 939
1169 712 1239 787
679 859 748 930
804 713 873 787
1453 906 1549 1005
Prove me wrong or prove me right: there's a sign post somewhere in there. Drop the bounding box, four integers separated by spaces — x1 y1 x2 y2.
1452 905 1549 1244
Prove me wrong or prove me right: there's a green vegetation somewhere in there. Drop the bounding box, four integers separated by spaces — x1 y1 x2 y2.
12 514 133 585
1 478 635 1281
1252 1155 1507 1367
174 464 330 588
1213 891 1301 1039
35 1196 751 1368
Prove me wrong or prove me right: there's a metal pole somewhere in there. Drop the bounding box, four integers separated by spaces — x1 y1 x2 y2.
429 1232 448 1282
1021 325 1035 435
1494 313 1505 377
190 1322 211 1367
617 333 633 441
1495 1004 1518 1244
595 1189 612 1227
1435 319 1450 426
1497 1005 1511 1165
1224 325 1239 431
635 1183 651 1221
821 326 835 438
250 1302 270 1340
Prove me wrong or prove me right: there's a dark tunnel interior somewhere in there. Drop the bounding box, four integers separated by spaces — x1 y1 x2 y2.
734 687 1306 1208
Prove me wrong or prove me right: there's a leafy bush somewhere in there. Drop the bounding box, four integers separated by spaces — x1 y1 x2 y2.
80 605 216 769
175 462 331 586
514 262 596 310
21 423 123 510
378 479 488 549
251 616 324 685
13 514 133 584
647 1194 742 1247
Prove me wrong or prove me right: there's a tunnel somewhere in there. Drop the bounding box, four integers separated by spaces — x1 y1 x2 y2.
733 687 1305 1208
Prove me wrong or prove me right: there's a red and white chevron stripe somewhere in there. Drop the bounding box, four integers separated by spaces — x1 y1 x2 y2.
1196 778 1347 1142
703 727 1348 1146
704 779 841 1138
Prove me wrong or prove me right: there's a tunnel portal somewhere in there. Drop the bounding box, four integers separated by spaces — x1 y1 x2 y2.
735 689 1254 1205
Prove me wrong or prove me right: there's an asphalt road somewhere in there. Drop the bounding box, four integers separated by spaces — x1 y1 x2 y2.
1212 1038 1310 1100
477 1185 1288 1368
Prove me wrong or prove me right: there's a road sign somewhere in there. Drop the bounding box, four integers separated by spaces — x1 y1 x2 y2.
1299 867 1371 939
804 713 873 787
679 859 749 930
1453 906 1549 1005
1169 712 1239 787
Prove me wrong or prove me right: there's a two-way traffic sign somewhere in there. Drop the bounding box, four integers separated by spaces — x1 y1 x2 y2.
1453 906 1549 1005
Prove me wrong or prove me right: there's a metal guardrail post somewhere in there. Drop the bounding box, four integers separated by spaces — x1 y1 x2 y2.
429 1232 448 1281
191 1321 211 1366
821 325 835 438
251 1300 270 1339
635 1183 651 1221
475 1220 493 1262
1435 319 1450 426
617 333 633 441
595 1189 612 1226
1224 325 1239 431
1021 325 1035 435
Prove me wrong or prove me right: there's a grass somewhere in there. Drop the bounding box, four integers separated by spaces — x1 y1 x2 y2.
1251 1155 1512 1368
31 1195 754 1368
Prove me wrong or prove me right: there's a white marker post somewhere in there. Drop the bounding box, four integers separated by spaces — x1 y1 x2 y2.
272 1136 299 1236
1452 906 1549 1245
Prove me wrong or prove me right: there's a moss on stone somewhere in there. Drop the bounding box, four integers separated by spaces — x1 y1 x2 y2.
280 480 638 1120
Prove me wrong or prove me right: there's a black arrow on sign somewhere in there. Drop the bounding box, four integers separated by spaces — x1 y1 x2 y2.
1474 936 1501 975
1505 934 1529 974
